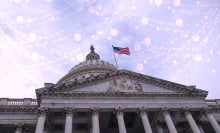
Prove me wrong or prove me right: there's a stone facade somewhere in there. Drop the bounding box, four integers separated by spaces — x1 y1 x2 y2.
0 46 220 133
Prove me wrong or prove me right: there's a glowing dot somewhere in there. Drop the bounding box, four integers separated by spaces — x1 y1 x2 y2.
132 6 136 10
149 0 153 4
204 16 208 19
74 33 81 42
29 33 36 41
31 52 39 61
110 28 118 36
51 17 55 21
155 0 162 7
45 0 52 2
209 49 213 55
134 43 141 51
14 0 21 4
194 54 202 62
144 37 151 45
173 0 181 6
176 19 183 26
136 63 144 71
173 60 178 65
141 17 149 25
211 69 216 74
186 54 191 58
206 58 210 62
91 35 95 39
98 6 102 10
16 16 24 23
97 31 102 35
107 36 112 40
192 34 200 42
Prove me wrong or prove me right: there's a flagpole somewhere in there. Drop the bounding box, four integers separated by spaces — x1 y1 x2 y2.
112 45 118 70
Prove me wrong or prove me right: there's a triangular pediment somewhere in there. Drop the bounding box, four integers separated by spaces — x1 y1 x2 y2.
36 70 208 98
67 77 175 93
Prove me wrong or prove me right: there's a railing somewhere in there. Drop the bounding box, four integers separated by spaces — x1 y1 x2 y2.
0 98 37 106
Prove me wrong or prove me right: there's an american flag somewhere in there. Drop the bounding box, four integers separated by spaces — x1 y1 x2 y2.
112 46 130 55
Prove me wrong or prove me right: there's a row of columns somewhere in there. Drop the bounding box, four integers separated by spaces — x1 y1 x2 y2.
33 107 220 133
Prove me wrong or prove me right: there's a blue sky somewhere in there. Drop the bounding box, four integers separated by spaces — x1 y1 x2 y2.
0 0 220 98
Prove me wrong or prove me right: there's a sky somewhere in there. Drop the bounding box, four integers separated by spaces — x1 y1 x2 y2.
0 0 220 99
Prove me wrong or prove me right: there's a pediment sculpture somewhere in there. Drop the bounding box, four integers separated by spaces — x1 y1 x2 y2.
107 78 143 92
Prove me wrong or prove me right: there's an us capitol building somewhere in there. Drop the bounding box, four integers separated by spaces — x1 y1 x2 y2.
0 46 220 133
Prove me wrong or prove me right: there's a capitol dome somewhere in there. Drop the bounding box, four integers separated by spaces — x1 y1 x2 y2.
57 45 117 84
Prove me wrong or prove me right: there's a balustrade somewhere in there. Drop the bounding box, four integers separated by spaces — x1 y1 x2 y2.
0 98 37 106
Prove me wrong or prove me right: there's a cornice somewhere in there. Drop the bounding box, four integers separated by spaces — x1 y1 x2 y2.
40 91 207 99
0 106 37 112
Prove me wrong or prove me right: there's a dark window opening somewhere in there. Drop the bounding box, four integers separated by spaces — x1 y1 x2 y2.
75 123 88 130
53 112 63 117
53 124 64 130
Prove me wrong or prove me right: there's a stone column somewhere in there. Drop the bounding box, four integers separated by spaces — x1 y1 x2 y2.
91 108 100 133
15 124 22 133
64 107 74 133
162 108 177 133
183 109 201 133
205 110 220 133
139 108 152 133
156 122 164 133
116 108 127 133
35 108 47 133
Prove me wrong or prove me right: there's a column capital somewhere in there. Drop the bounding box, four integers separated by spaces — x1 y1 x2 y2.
161 107 170 114
64 107 74 115
90 107 100 116
182 107 192 115
138 107 148 115
202 107 213 114
114 107 124 116
37 107 48 116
